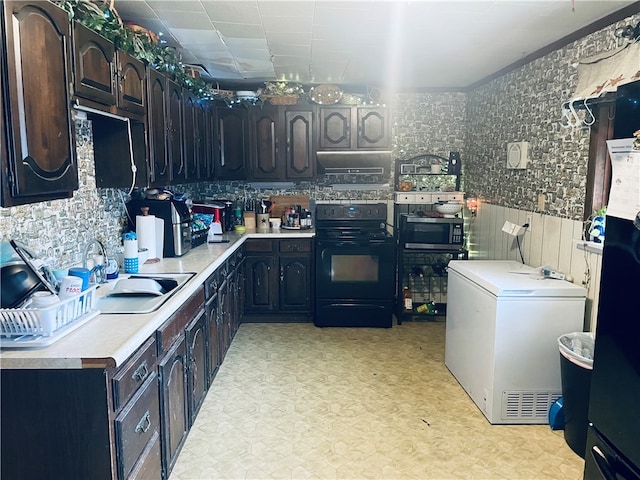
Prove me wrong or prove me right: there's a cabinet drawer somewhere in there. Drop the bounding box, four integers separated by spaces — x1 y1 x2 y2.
280 239 311 253
157 287 205 354
205 270 220 299
415 193 433 204
245 239 274 253
112 337 157 411
127 430 161 480
395 193 416 204
115 372 160 480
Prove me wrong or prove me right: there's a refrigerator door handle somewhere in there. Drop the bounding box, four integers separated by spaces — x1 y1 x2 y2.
591 445 617 480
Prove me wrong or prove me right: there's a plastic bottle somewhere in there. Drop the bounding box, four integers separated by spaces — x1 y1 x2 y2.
403 287 413 313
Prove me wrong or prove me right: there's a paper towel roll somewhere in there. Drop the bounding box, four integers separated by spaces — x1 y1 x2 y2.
155 218 164 259
136 214 157 259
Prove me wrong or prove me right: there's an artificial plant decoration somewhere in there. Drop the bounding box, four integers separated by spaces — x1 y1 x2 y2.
56 0 216 99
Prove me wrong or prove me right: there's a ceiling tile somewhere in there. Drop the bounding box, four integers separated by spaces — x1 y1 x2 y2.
203 1 260 23
214 22 264 38
148 1 205 13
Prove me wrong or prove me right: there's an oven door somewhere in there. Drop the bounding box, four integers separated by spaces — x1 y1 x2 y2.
315 238 395 299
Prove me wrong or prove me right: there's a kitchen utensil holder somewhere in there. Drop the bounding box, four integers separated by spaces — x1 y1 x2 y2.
0 285 99 347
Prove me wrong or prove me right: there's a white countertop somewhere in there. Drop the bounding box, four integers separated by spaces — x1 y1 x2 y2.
0 229 314 370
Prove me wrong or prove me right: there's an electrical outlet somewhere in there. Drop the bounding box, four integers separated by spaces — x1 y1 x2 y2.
525 214 532 231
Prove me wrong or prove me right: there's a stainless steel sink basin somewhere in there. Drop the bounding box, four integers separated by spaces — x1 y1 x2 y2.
95 272 195 314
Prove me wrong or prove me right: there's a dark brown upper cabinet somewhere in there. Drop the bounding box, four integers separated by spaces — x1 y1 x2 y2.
195 101 210 181
147 68 170 187
182 89 200 182
1 1 78 206
249 105 284 180
318 105 390 150
167 79 185 183
72 22 146 120
214 106 248 180
249 105 314 181
285 107 314 179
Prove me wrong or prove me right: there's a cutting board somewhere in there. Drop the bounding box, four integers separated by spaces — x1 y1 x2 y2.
269 195 310 218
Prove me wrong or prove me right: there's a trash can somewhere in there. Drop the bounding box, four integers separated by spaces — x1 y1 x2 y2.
558 332 595 458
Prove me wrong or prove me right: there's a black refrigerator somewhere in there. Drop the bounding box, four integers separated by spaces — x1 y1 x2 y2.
583 79 640 480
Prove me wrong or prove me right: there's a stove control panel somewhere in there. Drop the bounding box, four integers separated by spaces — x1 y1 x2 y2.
316 203 387 221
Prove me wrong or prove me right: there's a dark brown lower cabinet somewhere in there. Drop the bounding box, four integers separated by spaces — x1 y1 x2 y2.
186 310 208 424
244 238 312 322
157 286 204 479
0 250 248 480
115 372 161 480
158 334 188 478
0 337 160 480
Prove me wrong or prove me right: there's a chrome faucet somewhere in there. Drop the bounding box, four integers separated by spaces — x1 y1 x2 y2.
82 239 108 284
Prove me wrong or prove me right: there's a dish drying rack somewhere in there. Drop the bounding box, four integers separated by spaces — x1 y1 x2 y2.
0 285 100 348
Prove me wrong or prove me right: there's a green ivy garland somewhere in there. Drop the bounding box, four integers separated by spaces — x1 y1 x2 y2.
56 0 214 99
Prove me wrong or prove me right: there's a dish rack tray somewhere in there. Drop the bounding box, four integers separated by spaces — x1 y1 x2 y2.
0 285 100 348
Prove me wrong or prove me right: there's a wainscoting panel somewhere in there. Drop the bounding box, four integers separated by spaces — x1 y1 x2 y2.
465 202 603 331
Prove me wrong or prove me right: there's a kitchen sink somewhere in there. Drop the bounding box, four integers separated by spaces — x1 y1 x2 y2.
95 272 195 314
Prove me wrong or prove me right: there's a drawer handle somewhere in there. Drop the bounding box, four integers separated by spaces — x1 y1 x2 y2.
135 411 151 434
131 361 148 382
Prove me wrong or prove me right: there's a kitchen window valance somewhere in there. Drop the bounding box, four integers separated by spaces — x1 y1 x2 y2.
571 41 640 101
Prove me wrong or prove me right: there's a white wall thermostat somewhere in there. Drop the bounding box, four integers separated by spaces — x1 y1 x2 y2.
507 142 529 169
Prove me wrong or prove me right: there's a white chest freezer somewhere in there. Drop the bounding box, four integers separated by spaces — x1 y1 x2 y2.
445 260 586 424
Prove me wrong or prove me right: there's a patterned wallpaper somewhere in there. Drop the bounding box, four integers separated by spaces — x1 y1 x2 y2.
464 12 640 220
1 11 636 267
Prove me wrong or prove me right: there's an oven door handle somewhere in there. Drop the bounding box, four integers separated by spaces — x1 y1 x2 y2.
326 303 387 309
317 240 361 248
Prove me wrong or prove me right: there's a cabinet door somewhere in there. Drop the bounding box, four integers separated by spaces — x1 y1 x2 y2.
167 79 185 183
279 255 312 311
215 107 248 179
244 255 277 313
356 106 390 149
206 293 220 385
116 51 146 117
250 105 283 180
182 90 198 181
285 108 314 179
72 22 116 106
204 102 216 179
186 309 207 426
195 101 209 181
319 107 351 149
2 1 77 204
231 253 245 337
147 69 170 186
158 334 188 478
217 276 231 362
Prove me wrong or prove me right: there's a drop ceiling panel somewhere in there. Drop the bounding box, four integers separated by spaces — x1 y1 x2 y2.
204 2 260 23
111 0 637 89
214 22 264 38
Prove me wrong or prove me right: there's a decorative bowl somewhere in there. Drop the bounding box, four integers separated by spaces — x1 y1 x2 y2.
399 181 413 192
435 202 463 217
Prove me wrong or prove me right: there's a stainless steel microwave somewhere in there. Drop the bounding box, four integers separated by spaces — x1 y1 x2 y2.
399 214 464 249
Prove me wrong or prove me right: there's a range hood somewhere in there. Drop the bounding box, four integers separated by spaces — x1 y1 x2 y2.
316 151 393 186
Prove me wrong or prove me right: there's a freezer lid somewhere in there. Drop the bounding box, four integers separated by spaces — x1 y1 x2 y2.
448 260 587 297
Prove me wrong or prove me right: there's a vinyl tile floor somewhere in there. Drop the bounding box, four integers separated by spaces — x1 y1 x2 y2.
169 321 584 480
